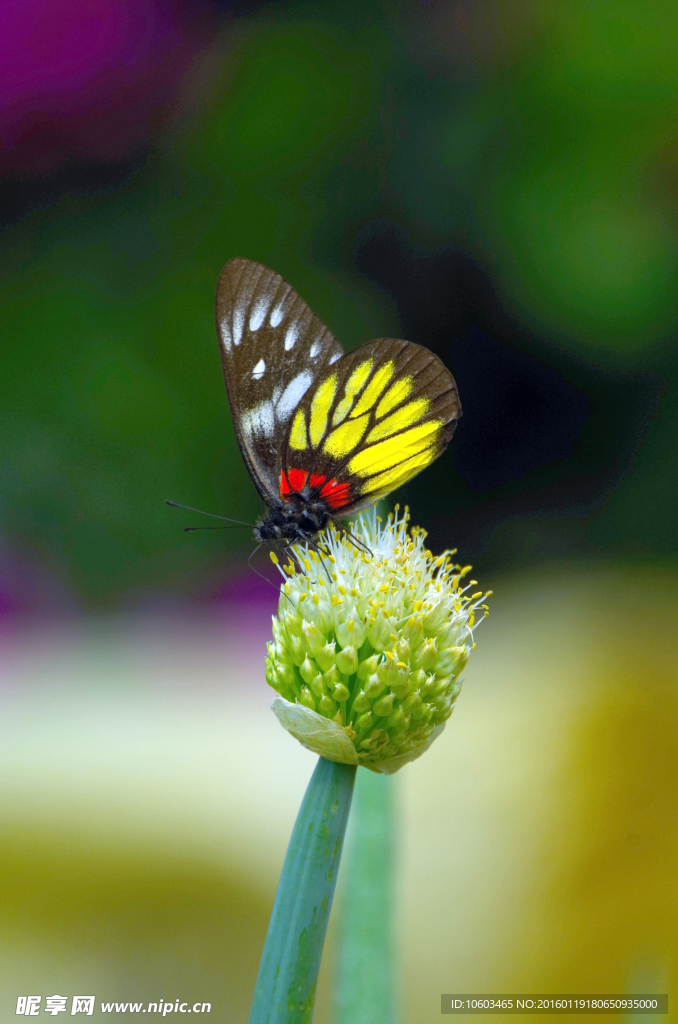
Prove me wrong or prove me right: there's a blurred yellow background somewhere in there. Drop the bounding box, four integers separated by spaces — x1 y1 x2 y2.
2 563 676 1020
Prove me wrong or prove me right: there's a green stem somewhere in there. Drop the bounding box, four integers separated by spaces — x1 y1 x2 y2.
249 756 357 1024
332 769 397 1024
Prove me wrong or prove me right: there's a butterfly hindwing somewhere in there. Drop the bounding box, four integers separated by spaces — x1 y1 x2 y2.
216 258 344 504
279 337 461 514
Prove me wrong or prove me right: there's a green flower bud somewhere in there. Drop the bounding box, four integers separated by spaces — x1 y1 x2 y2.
422 599 449 635
401 691 422 716
299 655 318 685
302 618 326 657
357 654 380 680
309 672 327 698
366 611 393 651
315 641 336 673
352 689 371 713
393 638 411 664
412 637 438 671
373 692 395 718
267 508 489 773
377 652 407 692
436 618 465 648
335 644 358 675
282 609 303 638
299 686 316 711
356 711 374 731
290 634 307 668
332 681 351 702
275 659 298 689
266 665 286 695
409 668 429 693
402 614 424 648
434 645 468 678
319 694 337 717
306 593 334 634
335 608 367 649
364 672 386 699
386 705 406 730
412 701 433 724
323 665 342 690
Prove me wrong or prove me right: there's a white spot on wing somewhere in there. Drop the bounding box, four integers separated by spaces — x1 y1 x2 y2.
232 300 245 347
284 323 299 351
252 358 266 379
242 400 274 438
275 370 314 422
249 296 268 333
270 302 285 328
328 351 341 365
309 341 321 358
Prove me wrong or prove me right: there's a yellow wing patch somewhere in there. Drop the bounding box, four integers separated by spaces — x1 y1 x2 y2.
292 355 448 496
323 413 370 458
309 373 338 447
376 377 413 418
348 419 442 477
366 397 430 444
351 362 395 418
359 447 437 497
332 360 373 426
289 408 307 450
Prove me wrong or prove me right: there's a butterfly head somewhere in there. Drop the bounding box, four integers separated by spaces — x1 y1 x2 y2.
254 490 331 544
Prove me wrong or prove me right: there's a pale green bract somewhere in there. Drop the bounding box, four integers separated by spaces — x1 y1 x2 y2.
266 506 490 774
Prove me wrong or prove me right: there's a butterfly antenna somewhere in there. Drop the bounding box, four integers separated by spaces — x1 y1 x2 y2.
246 542 288 600
165 499 254 529
306 537 334 583
183 525 247 532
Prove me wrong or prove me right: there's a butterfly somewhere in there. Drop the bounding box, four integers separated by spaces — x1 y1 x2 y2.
216 258 461 546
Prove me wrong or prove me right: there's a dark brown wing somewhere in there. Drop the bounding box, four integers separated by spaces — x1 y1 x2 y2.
216 258 344 504
279 338 461 514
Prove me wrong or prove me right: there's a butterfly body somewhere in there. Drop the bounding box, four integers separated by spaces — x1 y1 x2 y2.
254 491 330 543
216 258 461 545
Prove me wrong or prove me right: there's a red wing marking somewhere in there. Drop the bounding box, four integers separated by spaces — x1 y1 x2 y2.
280 469 351 511
318 478 351 509
280 468 309 495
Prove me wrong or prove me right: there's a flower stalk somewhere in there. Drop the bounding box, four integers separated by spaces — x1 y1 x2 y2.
249 756 357 1024
333 768 397 1024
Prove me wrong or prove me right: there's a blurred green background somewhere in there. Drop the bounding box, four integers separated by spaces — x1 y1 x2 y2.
1 0 677 1020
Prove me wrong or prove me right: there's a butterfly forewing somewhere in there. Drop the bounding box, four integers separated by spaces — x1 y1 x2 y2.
280 337 461 515
216 258 344 503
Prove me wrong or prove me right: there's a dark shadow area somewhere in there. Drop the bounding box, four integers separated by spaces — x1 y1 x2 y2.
0 153 150 231
354 221 664 567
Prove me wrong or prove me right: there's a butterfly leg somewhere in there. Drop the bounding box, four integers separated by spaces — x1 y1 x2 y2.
327 513 374 558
